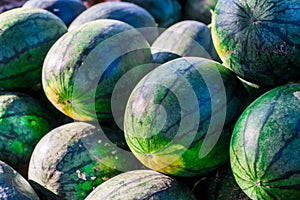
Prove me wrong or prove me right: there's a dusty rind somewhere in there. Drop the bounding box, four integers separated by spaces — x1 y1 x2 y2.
211 0 300 87
0 8 67 91
230 83 300 200
0 92 55 177
123 0 182 28
0 160 39 200
28 122 144 200
152 20 221 63
68 1 158 43
22 0 86 26
42 19 153 122
124 57 247 177
85 170 196 200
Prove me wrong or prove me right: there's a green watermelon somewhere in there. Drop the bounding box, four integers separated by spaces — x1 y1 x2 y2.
122 0 182 28
0 8 67 91
0 92 56 177
152 20 221 63
197 165 250 200
68 1 158 43
183 0 218 24
42 19 153 122
211 0 300 87
85 169 196 199
230 83 300 200
0 160 39 200
28 122 145 200
124 57 247 177
23 0 86 26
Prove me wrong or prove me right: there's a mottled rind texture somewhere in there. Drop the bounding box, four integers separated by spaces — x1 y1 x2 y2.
211 0 300 87
42 19 153 122
0 160 39 200
124 57 247 177
152 20 221 63
28 122 144 200
230 83 300 200
0 92 56 177
0 8 67 91
85 170 197 199
68 1 158 43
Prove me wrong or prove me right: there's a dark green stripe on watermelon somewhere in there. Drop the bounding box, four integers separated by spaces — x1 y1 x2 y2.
0 160 39 200
68 1 158 43
230 83 300 200
211 0 300 87
28 122 145 200
124 57 247 177
42 19 153 122
152 20 221 63
0 8 67 91
0 92 56 177
85 170 196 200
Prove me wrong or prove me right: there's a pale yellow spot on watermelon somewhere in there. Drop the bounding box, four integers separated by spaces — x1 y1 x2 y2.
133 144 186 175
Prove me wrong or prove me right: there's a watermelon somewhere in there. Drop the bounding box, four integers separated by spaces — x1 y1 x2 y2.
28 122 144 200
23 0 86 26
42 19 153 122
196 165 250 200
85 169 197 199
0 160 39 200
68 1 158 43
230 83 300 199
0 92 56 177
124 57 247 177
211 0 300 87
0 8 67 91
183 0 218 25
152 20 221 63
122 0 182 28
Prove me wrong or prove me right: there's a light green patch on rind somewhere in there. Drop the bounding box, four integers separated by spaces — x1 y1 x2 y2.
211 0 300 87
230 83 300 200
0 8 67 91
0 92 56 176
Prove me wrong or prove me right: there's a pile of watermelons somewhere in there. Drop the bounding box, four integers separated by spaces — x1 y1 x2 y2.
0 0 299 199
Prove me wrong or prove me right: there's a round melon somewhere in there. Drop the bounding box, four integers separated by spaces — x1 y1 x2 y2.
42 19 153 122
23 0 86 26
28 122 144 200
85 169 196 199
0 92 56 177
123 0 182 28
230 83 300 199
124 57 247 177
152 20 221 63
0 160 39 200
211 0 300 87
0 8 67 91
68 1 158 43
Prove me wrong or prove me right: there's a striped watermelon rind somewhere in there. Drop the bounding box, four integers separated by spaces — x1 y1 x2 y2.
85 170 197 199
0 160 39 200
0 92 56 177
0 8 67 91
28 122 144 200
211 0 300 87
42 19 153 122
124 57 247 177
230 83 300 200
